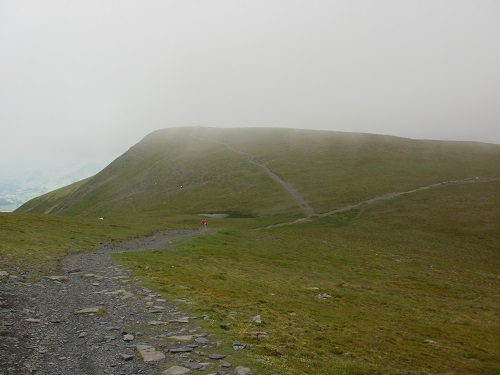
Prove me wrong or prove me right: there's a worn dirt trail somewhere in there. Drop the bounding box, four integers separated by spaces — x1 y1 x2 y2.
191 130 315 217
253 177 500 230
0 229 254 375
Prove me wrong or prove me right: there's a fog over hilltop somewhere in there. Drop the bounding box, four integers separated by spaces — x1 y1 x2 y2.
1 1 499 208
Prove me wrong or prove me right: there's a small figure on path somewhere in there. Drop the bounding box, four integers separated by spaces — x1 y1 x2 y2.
200 219 207 228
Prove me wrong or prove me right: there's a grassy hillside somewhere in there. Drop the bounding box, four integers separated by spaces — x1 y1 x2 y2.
7 127 500 373
194 127 500 212
113 180 500 374
17 127 500 217
0 212 197 279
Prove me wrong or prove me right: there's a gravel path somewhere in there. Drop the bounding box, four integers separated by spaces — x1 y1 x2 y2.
0 229 254 375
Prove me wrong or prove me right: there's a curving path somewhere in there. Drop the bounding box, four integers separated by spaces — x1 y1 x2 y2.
191 129 315 217
253 177 500 230
0 229 255 375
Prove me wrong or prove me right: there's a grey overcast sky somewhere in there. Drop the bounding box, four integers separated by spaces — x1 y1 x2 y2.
1 0 500 175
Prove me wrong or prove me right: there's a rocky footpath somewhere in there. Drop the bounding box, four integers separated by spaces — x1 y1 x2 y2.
0 230 257 375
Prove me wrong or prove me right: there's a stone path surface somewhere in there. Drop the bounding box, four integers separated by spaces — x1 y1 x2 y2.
0 229 255 375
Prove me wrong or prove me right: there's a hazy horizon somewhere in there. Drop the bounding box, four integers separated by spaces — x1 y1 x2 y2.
1 0 500 177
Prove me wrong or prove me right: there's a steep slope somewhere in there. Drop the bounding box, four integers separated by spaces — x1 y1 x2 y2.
17 127 500 218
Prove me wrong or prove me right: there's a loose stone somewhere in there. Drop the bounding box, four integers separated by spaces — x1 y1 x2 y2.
169 347 193 353
26 318 41 323
195 337 209 344
249 331 269 338
136 344 165 362
232 343 247 351
162 366 190 375
74 307 100 314
148 320 168 325
317 293 331 299
248 315 262 324
208 353 226 360
182 361 205 370
170 317 190 323
234 366 253 375
46 276 69 282
119 353 134 361
123 334 134 342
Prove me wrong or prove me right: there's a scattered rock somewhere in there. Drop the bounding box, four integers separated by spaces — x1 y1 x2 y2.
137 344 165 362
182 361 205 370
169 347 193 353
46 276 69 282
162 366 191 375
195 337 209 344
317 293 331 299
0 229 252 374
25 318 41 323
120 353 134 361
248 315 262 324
74 307 100 314
82 273 102 279
104 289 134 299
208 353 226 360
123 334 135 342
170 317 190 323
424 339 438 345
234 366 253 375
232 343 247 351
148 320 168 326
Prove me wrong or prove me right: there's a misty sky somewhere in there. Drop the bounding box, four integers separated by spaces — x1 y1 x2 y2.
1 0 499 176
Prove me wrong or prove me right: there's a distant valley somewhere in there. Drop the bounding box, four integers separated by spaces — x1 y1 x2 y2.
0 162 105 212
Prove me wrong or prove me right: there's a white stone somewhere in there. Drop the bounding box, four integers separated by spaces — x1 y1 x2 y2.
235 366 253 375
74 307 100 314
137 344 165 362
248 315 262 323
162 366 190 375
170 317 190 323
46 276 69 282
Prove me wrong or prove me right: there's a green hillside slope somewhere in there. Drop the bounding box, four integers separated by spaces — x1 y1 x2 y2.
17 127 500 218
7 126 500 374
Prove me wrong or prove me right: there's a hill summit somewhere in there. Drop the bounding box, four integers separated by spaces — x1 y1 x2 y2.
17 127 500 217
